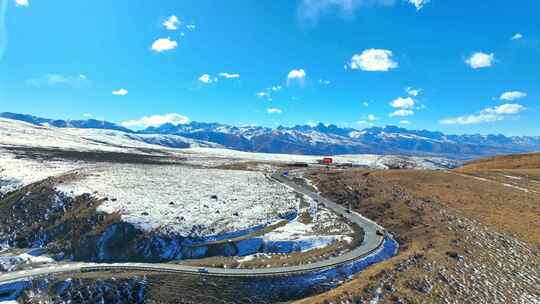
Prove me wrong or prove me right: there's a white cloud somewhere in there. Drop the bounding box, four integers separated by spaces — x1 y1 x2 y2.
14 0 29 7
151 38 178 52
363 102 369 107
368 114 377 121
318 79 331 85
486 103 525 115
26 74 89 88
500 91 526 101
399 120 411 125
198 74 216 84
408 0 429 11
390 96 415 109
350 49 398 72
298 0 396 23
112 88 129 96
287 69 307 85
186 24 196 30
465 52 495 69
256 92 269 98
267 108 283 114
406 87 421 97
440 113 500 125
219 72 240 79
257 86 281 100
511 33 523 40
389 109 414 117
83 113 93 118
440 103 525 125
121 113 189 128
163 15 180 30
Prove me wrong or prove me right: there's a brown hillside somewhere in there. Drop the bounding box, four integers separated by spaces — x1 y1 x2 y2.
460 152 540 170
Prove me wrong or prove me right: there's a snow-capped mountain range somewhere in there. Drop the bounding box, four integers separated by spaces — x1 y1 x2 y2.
2 112 539 159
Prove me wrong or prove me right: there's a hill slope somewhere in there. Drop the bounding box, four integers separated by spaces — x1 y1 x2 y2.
460 152 540 170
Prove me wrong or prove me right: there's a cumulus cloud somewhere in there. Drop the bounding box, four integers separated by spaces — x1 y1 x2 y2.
368 114 377 121
271 85 282 91
363 102 369 107
440 104 525 125
151 38 178 52
465 52 495 69
389 109 414 117
500 91 526 101
390 96 415 109
112 88 129 96
298 0 396 23
399 120 411 125
287 69 307 86
26 74 89 88
350 49 398 72
121 113 189 128
406 87 421 97
163 15 180 30
267 108 283 114
408 0 429 10
14 0 29 7
511 33 523 40
198 74 218 84
219 72 240 79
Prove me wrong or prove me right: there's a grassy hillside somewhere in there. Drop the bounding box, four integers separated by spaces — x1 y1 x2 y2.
296 168 540 304
460 152 540 170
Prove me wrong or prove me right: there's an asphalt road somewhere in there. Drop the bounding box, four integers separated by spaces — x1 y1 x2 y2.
0 170 385 284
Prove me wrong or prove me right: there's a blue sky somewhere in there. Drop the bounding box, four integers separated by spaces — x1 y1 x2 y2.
0 0 538 135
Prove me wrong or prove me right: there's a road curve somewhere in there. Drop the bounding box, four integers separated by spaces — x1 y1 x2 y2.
0 170 385 284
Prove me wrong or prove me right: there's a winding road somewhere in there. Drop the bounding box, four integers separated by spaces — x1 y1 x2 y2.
0 170 385 284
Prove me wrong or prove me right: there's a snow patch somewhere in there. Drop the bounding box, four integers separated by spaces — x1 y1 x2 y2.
56 164 299 237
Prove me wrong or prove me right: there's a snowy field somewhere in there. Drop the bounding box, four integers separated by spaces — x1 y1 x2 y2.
0 117 454 241
0 118 216 155
0 151 85 195
262 205 354 252
56 164 299 237
0 118 457 171
182 148 459 169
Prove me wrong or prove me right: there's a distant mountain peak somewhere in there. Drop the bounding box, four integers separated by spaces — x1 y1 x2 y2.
1 112 539 159
0 112 133 133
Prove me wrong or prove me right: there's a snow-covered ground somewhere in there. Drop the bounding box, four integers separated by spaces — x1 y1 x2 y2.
0 117 452 248
56 164 299 237
0 118 457 170
0 151 85 195
0 251 55 272
0 118 216 155
260 194 354 252
183 148 459 169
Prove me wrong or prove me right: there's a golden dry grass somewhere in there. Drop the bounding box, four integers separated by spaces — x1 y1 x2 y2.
461 152 540 170
295 167 540 303
376 170 540 246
